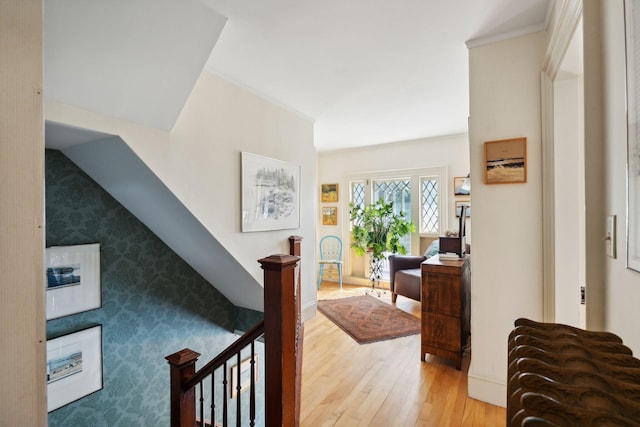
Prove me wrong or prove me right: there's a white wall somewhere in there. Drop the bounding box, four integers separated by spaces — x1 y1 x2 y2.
317 134 470 281
0 1 47 424
467 31 546 407
46 72 318 318
601 1 640 354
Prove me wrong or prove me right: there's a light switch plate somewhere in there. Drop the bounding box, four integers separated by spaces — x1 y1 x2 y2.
607 215 617 258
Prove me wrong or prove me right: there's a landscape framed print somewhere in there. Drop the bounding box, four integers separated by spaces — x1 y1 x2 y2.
484 137 527 184
47 325 103 412
321 183 339 202
241 152 300 232
46 243 101 320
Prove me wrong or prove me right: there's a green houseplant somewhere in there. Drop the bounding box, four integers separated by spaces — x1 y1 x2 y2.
349 198 415 262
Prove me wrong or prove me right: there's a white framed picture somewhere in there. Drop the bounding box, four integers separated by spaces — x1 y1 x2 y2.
241 152 300 232
47 325 103 412
46 243 101 320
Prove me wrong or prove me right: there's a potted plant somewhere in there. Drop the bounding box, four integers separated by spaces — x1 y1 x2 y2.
349 199 415 292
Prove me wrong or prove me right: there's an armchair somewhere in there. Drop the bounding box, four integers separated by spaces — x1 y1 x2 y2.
388 254 426 302
388 239 442 303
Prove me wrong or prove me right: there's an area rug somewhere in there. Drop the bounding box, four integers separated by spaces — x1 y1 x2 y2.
317 295 420 344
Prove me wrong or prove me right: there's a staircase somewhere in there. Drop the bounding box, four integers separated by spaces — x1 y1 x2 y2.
166 236 304 427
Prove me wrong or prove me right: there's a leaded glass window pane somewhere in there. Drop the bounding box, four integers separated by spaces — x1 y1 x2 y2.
421 177 439 233
372 179 411 252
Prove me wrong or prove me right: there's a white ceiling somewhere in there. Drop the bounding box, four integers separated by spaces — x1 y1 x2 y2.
45 0 552 152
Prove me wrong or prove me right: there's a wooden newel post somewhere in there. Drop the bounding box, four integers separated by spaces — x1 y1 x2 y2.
165 348 201 427
259 254 301 427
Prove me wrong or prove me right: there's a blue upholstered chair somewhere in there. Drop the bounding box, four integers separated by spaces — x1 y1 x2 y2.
317 235 343 289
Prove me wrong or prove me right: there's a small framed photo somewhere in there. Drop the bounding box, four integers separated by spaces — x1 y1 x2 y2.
455 201 471 218
321 184 338 203
230 355 259 398
47 325 103 412
484 137 527 184
46 243 101 320
453 176 470 197
322 206 338 226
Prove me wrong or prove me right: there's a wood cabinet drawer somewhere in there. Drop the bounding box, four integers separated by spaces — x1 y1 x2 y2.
423 272 461 316
422 313 461 352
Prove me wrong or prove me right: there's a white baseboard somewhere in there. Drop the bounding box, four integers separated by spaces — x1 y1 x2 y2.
467 371 507 408
302 300 316 322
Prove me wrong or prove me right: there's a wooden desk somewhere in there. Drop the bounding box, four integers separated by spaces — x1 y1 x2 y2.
420 255 470 370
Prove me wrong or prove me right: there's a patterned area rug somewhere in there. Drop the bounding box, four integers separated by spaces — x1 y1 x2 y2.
317 295 420 344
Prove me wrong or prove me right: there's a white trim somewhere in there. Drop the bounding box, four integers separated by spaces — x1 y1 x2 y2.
541 72 556 323
302 300 317 323
540 0 583 323
467 371 507 408
465 23 548 49
542 0 583 79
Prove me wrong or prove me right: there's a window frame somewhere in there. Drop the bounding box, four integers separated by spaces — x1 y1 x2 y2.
342 167 448 279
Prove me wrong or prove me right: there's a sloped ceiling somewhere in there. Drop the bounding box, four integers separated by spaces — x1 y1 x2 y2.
44 0 227 131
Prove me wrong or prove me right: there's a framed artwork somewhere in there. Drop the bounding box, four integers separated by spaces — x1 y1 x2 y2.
47 325 103 412
322 206 338 225
455 201 471 218
321 183 339 202
453 176 470 197
626 0 640 272
230 355 259 398
46 243 101 320
241 152 300 232
484 137 527 184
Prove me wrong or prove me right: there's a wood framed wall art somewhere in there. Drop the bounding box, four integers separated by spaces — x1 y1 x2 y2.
322 206 338 225
321 183 338 202
484 137 527 184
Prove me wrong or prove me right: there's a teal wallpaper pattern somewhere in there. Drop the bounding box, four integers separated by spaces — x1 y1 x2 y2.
46 149 263 426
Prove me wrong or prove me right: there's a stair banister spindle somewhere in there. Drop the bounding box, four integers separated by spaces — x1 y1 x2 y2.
250 341 256 427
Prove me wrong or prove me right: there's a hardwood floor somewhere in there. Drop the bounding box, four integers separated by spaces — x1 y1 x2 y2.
300 282 506 427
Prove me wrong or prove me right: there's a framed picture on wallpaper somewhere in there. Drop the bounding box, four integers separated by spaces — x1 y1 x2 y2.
45 243 101 320
47 325 103 412
241 152 300 232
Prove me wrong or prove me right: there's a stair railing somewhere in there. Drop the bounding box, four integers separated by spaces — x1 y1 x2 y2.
166 236 303 427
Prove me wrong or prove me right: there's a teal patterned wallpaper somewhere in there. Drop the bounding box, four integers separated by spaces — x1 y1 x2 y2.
46 149 263 426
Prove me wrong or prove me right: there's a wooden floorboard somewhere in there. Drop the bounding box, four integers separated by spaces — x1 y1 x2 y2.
300 282 506 427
